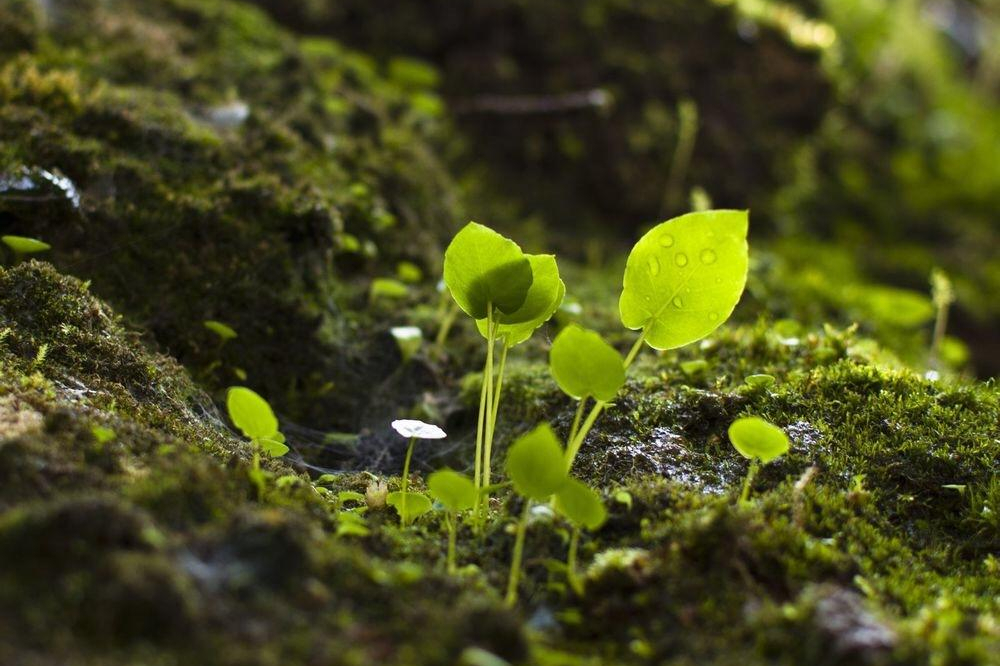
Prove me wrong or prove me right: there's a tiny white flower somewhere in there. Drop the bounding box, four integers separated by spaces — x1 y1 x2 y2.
391 419 447 440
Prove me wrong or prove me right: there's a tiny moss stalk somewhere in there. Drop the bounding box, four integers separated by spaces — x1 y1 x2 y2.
446 512 458 574
739 459 759 504
505 500 532 606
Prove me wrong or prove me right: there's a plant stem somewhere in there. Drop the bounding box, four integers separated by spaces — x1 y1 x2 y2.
447 512 457 574
400 435 416 525
567 528 583 595
624 330 647 369
435 300 460 347
482 310 497 490
490 343 509 430
567 398 586 449
565 400 607 471
484 339 508 493
505 500 532 606
739 459 759 504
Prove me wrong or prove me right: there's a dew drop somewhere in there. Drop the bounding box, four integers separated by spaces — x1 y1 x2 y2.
699 249 717 264
659 234 675 248
674 252 689 267
708 312 719 321
647 256 661 276
672 296 684 308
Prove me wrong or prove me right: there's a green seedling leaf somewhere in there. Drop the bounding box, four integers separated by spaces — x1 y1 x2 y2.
338 491 367 504
258 436 289 457
549 325 625 402
744 374 776 388
476 254 565 345
443 222 533 319
204 320 238 341
680 359 709 377
91 425 116 444
620 210 749 350
396 260 423 283
387 491 433 522
506 424 568 501
390 326 423 361
227 387 279 441
427 469 477 512
370 277 410 300
2 235 50 254
553 478 607 530
728 417 790 463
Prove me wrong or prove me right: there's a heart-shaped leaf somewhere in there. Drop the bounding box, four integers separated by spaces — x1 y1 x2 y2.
549 325 625 402
553 478 607 530
506 424 568 501
476 254 565 346
387 491 433 522
728 417 790 463
427 469 477 512
443 222 533 319
619 210 749 350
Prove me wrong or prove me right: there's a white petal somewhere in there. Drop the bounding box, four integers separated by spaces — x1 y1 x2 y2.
391 419 447 439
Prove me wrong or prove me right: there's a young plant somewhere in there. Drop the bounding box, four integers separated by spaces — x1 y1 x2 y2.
504 424 568 605
728 416 790 503
204 320 238 343
226 386 289 457
2 235 51 263
427 469 477 573
549 325 625 470
443 222 563 516
387 419 446 526
390 325 423 362
552 478 607 595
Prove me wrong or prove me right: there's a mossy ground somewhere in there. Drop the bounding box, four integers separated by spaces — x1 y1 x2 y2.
1 1 998 665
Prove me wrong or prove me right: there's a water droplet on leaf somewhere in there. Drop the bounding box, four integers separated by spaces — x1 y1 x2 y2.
700 249 717 264
647 257 661 275
672 296 684 308
659 234 675 248
674 253 688 267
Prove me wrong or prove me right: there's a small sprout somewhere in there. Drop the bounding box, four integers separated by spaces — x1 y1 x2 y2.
505 424 569 605
366 478 388 508
390 419 446 526
91 425 116 445
204 320 238 341
553 478 607 595
614 489 633 511
370 277 410 301
744 373 776 389
396 260 423 283
428 469 477 573
728 416 790 503
619 210 749 350
390 325 423 362
680 359 709 377
2 235 51 262
226 386 289 457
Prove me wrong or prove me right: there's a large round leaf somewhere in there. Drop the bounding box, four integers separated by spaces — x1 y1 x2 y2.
619 210 749 350
549 325 625 402
506 424 567 501
728 417 790 463
427 469 477 512
443 222 533 319
476 254 565 346
226 387 279 441
553 478 607 530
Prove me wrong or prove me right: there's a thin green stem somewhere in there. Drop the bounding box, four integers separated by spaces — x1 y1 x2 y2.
490 343 509 429
565 400 607 472
435 300 460 347
482 310 497 490
400 436 416 525
567 398 587 450
567 528 582 595
505 500 532 606
624 330 647 369
484 338 508 493
447 512 457 574
739 459 760 504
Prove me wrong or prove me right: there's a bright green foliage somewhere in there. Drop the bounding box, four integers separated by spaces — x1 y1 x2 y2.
476 254 564 346
619 210 749 349
390 326 423 361
428 469 477 512
226 386 289 456
396 260 423 283
443 222 533 319
387 491 433 522
549 325 625 402
370 277 410 300
728 416 790 463
204 320 238 341
506 424 568 501
2 235 51 254
744 373 776 388
553 478 607 530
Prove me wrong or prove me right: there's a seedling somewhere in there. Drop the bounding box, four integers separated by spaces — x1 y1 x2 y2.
390 326 423 362
744 374 776 389
2 235 50 263
549 325 625 469
504 424 568 605
728 416 790 503
427 468 477 573
226 386 289 457
552 478 607 595
370 277 410 301
443 222 563 519
204 320 238 342
929 269 955 370
388 419 446 526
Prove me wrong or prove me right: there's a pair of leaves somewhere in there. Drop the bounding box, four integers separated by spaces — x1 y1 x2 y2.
728 417 790 463
620 210 749 350
505 424 605 530
549 325 625 402
226 387 289 457
476 253 565 347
